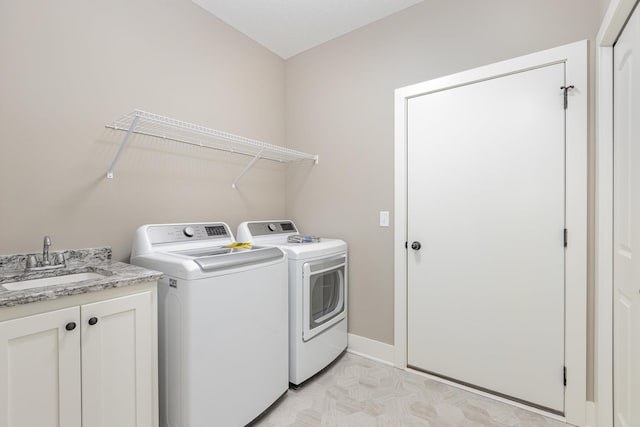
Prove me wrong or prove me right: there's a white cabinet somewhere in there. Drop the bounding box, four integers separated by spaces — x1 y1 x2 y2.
0 306 82 427
0 285 157 427
81 292 153 427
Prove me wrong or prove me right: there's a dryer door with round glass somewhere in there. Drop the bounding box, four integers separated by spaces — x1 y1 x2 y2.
302 255 346 341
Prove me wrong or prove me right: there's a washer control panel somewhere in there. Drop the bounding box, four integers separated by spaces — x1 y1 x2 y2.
147 223 230 244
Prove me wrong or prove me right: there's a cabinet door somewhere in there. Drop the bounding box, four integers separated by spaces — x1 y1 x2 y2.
81 291 154 427
0 307 81 427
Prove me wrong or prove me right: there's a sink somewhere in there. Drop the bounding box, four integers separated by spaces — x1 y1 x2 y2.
2 272 107 291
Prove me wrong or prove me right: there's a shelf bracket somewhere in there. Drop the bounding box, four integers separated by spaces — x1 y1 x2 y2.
232 148 265 189
106 114 141 179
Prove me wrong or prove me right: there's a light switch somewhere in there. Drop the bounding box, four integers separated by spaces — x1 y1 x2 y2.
379 211 390 227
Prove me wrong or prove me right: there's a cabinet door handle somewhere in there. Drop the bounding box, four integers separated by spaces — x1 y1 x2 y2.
88 317 98 326
65 322 76 331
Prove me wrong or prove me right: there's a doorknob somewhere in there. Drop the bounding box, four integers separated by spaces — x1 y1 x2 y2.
411 241 421 250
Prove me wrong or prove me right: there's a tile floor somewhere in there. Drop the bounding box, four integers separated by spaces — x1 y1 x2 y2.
253 352 574 427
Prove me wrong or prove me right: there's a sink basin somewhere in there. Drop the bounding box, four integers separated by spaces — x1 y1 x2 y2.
2 272 107 291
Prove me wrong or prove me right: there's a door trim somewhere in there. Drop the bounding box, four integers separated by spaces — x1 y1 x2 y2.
596 1 638 426
394 41 588 426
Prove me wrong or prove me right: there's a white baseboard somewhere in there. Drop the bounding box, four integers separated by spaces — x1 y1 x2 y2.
586 401 596 427
347 333 395 366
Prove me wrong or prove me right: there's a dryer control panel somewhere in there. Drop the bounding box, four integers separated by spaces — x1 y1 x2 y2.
245 221 298 236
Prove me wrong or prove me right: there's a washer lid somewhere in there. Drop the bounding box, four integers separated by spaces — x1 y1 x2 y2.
170 246 284 272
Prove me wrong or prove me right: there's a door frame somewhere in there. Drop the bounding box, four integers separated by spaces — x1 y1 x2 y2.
394 41 588 426
596 1 638 426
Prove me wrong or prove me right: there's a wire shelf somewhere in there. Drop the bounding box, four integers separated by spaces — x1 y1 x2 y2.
105 110 318 187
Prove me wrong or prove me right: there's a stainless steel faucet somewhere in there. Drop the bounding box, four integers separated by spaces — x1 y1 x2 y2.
42 235 52 266
25 235 65 272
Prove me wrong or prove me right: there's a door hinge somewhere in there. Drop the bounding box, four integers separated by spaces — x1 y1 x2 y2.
564 229 568 248
563 366 567 386
560 85 574 110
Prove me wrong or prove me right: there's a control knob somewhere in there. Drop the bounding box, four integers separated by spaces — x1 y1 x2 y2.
267 223 277 232
183 226 195 237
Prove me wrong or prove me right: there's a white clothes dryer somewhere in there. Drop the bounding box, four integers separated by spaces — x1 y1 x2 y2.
237 220 348 386
131 222 288 427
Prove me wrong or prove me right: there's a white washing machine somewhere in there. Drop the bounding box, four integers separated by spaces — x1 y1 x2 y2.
237 220 347 386
131 222 288 427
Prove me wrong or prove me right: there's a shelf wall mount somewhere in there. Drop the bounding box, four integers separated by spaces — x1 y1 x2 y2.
105 110 319 188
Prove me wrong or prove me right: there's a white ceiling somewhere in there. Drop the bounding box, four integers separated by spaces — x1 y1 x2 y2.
193 0 424 59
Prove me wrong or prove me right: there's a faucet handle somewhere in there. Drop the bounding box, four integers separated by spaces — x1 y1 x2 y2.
26 255 38 269
55 253 66 265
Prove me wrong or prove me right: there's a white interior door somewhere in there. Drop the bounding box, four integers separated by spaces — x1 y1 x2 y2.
614 4 640 426
407 63 566 412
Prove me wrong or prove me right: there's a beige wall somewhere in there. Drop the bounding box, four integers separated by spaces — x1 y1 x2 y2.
598 0 614 22
0 0 287 260
285 0 602 349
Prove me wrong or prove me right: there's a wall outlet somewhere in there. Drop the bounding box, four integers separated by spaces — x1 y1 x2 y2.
379 211 390 227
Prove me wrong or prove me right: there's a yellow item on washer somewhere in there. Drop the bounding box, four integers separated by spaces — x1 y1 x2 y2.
223 242 252 249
